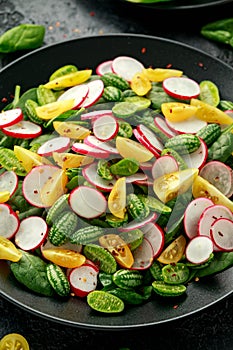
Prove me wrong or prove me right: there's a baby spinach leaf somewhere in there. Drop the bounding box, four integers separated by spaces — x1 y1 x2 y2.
201 18 233 48
196 252 233 278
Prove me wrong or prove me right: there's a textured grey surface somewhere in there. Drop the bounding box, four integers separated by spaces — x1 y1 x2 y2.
0 0 233 349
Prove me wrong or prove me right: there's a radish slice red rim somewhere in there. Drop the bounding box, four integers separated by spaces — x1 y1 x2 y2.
163 76 200 100
154 116 177 138
69 185 107 219
151 155 179 180
140 222 165 258
81 109 113 121
119 212 157 232
72 142 110 158
93 115 119 141
82 162 116 192
130 237 154 270
111 55 144 82
133 128 160 158
84 135 119 154
68 264 98 297
185 236 214 264
79 79 104 108
210 218 233 252
57 84 89 109
182 138 208 170
37 136 70 157
96 60 113 76
0 108 23 128
14 216 48 251
0 170 18 196
2 120 42 138
165 116 207 134
137 124 163 153
0 203 20 239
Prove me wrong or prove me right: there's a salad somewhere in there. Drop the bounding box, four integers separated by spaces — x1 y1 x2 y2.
0 54 232 314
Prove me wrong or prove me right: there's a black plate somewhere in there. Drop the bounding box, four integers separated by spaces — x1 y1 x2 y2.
0 34 233 330
121 0 233 10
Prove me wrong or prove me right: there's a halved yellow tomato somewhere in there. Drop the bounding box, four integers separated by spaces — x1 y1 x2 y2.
141 68 183 82
161 102 198 122
157 235 186 264
40 168 68 207
53 152 94 170
108 177 126 219
0 333 29 350
44 69 92 89
0 191 10 203
130 72 151 96
99 234 134 268
116 136 154 163
35 99 75 120
0 236 22 262
53 121 91 139
14 145 52 172
42 248 86 268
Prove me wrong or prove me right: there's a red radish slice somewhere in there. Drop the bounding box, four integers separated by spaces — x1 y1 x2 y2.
119 212 157 232
210 218 233 251
22 165 60 207
137 124 163 153
182 138 208 169
82 162 116 192
93 115 119 141
130 237 153 270
2 120 42 139
133 128 160 158
0 108 23 128
0 170 18 196
81 109 113 121
79 80 104 108
37 136 70 157
184 197 214 239
166 116 207 134
139 162 153 171
68 263 98 297
96 60 113 75
140 222 165 258
154 116 177 138
0 203 20 239
163 77 200 100
125 173 148 184
57 84 89 109
72 142 110 158
226 171 233 198
69 185 107 218
14 216 48 251
185 236 213 264
199 161 233 196
84 135 119 154
151 155 179 180
111 56 144 82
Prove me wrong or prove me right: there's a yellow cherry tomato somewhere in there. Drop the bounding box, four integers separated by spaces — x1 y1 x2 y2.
52 152 94 170
53 121 91 139
161 102 198 122
14 145 52 172
42 248 86 268
40 168 68 207
157 235 186 264
192 175 233 212
142 68 183 82
130 72 152 96
35 99 75 120
44 69 92 89
116 136 154 163
0 333 29 350
0 191 10 203
108 177 126 219
0 236 22 262
99 234 134 268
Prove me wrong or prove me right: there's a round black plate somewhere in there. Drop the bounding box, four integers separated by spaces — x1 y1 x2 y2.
121 0 233 10
0 34 232 330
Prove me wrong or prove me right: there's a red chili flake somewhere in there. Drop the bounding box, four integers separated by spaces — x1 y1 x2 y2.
173 304 179 309
89 11 95 16
141 47 146 54
1 97 8 103
198 62 204 68
166 63 172 69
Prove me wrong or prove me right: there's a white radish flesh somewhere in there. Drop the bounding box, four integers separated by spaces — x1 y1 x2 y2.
2 120 42 138
119 212 157 232
79 80 104 108
185 236 213 264
72 142 110 158
131 237 154 270
96 60 113 75
0 108 23 128
84 135 119 154
154 116 177 138
82 162 116 192
81 109 113 121
137 124 164 153
0 203 20 239
182 138 208 170
93 115 119 141
140 222 165 258
111 56 144 82
68 264 98 297
37 136 70 157
166 116 207 134
0 170 18 196
133 128 160 158
57 84 89 109
210 218 233 251
163 77 200 100
151 155 179 180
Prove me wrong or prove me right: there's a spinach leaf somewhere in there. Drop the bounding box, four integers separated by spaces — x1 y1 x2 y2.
201 18 233 48
196 252 233 278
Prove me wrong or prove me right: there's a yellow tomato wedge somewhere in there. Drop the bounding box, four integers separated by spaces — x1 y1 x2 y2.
99 234 134 268
14 145 52 172
116 136 154 163
0 236 22 262
141 68 183 82
0 333 29 350
35 99 75 120
161 102 198 122
130 72 151 96
192 175 233 212
108 177 126 219
157 235 186 264
42 248 86 268
53 121 91 139
40 168 68 207
153 168 199 203
44 69 92 89
53 152 94 170
191 98 233 125
0 191 10 203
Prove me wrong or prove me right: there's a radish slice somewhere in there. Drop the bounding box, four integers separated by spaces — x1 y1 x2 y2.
184 197 214 239
0 170 18 196
0 203 20 239
185 236 213 264
154 116 177 138
119 212 157 232
163 77 200 100
79 80 104 108
96 60 113 76
68 263 98 297
93 115 119 141
82 162 116 192
130 237 153 270
22 165 60 207
210 218 233 251
166 116 207 134
57 84 89 109
151 155 179 180
133 128 160 158
226 171 233 198
111 56 144 82
81 109 113 121
199 161 233 196
84 135 119 154
14 216 48 251
0 108 23 128
69 185 107 218
2 120 42 139
137 124 163 153
139 162 153 172
140 222 165 258
182 138 208 169
72 142 110 158
37 136 70 157
125 173 148 184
